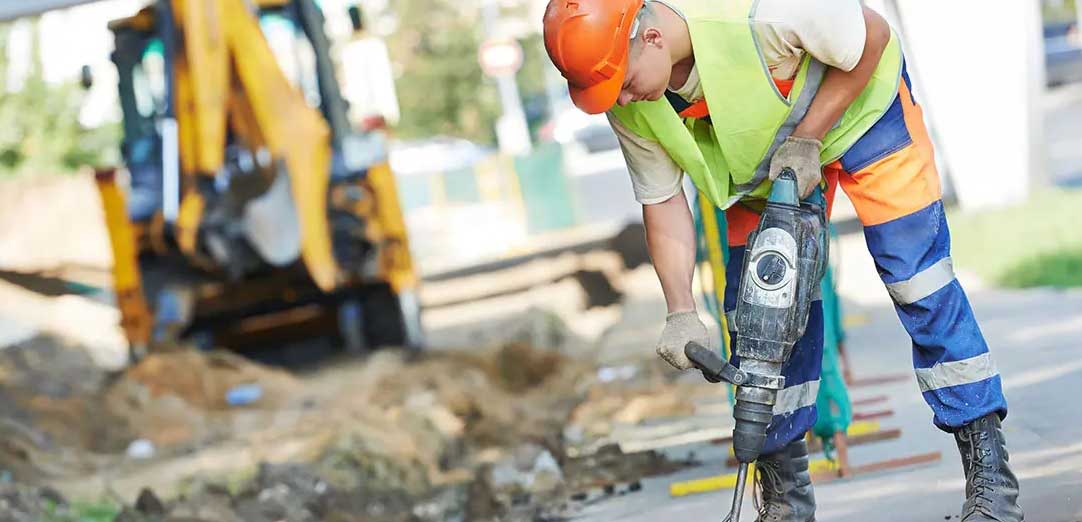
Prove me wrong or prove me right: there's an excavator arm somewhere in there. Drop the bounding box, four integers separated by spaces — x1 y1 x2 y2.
103 0 422 356
169 0 340 290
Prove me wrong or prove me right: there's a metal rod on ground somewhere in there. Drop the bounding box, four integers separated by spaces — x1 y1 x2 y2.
853 408 894 421
852 395 889 407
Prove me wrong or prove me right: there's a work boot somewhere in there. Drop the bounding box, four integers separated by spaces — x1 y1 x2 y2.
753 439 816 522
955 413 1024 521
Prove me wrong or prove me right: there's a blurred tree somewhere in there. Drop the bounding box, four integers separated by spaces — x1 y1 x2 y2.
0 20 120 177
1043 0 1078 24
384 0 552 145
385 0 500 144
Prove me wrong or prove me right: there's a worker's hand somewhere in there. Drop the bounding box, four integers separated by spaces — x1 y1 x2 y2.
656 311 711 371
769 136 823 198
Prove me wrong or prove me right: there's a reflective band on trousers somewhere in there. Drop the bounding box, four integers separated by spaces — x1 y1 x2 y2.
774 379 820 416
914 353 998 393
885 257 956 305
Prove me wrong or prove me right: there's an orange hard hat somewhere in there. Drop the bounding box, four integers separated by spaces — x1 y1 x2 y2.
543 0 645 114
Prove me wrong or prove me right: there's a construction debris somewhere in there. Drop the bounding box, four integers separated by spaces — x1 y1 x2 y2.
0 327 714 521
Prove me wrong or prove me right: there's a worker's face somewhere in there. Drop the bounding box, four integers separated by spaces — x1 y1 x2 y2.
617 28 672 107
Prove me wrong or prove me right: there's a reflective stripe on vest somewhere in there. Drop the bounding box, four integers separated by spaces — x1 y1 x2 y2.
733 58 826 194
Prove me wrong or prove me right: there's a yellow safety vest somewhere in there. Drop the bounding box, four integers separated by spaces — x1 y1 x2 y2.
609 0 903 209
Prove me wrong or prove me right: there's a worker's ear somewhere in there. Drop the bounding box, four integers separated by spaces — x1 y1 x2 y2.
641 27 664 49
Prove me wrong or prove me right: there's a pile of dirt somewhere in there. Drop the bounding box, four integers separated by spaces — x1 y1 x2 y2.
369 341 589 451
0 332 709 522
0 335 130 482
115 349 302 411
103 348 304 448
0 339 308 483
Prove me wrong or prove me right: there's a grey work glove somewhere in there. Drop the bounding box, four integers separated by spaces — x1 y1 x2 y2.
769 136 823 198
656 311 711 371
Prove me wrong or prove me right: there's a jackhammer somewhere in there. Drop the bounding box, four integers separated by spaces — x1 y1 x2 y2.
685 169 828 522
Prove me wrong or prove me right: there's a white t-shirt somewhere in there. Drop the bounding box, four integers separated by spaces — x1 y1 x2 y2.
610 0 868 204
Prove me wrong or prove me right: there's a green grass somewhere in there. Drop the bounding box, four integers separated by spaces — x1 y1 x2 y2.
949 188 1082 289
42 500 120 522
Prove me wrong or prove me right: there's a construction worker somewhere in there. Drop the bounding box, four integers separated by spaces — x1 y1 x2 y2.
542 0 1023 520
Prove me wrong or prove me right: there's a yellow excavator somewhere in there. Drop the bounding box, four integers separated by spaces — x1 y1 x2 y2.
95 0 422 361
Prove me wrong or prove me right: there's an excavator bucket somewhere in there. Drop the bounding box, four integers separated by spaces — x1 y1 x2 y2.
219 0 340 290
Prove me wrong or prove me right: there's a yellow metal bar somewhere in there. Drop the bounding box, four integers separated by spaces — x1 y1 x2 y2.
176 189 207 265
670 458 842 498
669 421 881 497
172 0 229 178
95 169 152 354
220 0 339 290
366 161 418 293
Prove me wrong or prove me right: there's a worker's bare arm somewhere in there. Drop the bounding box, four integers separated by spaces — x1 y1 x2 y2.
792 6 891 141
642 190 698 314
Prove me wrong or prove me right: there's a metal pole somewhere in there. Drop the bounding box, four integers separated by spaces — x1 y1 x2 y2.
481 0 532 156
158 0 180 224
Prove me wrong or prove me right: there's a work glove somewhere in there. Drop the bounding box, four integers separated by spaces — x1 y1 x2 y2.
769 136 823 199
656 311 711 371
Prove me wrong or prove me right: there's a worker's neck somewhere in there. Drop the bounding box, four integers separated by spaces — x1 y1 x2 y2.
653 2 694 89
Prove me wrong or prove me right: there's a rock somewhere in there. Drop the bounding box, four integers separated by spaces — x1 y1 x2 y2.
562 443 684 492
231 462 341 522
135 487 166 515
0 482 83 522
168 484 241 522
0 336 104 398
482 443 565 511
114 507 162 522
305 397 447 497
37 485 65 507
410 486 467 522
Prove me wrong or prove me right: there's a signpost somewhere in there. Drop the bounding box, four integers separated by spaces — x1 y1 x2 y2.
479 38 524 78
479 1 532 156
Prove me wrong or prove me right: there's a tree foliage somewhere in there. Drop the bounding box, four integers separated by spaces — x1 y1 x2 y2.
385 0 551 145
0 21 120 177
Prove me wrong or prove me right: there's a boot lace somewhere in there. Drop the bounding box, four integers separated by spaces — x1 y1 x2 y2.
959 429 996 518
753 460 786 521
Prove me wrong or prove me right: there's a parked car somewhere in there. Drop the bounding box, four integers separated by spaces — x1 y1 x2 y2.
1045 21 1082 86
540 103 620 154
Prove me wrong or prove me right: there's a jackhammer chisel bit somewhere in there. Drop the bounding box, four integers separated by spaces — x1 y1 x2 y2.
685 169 827 522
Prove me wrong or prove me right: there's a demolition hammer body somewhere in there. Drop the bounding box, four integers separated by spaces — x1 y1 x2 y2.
685 169 827 521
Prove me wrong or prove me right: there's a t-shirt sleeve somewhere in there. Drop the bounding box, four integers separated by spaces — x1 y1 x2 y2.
755 0 867 72
606 112 685 205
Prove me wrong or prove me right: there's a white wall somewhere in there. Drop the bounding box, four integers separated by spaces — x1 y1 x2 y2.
871 0 1046 210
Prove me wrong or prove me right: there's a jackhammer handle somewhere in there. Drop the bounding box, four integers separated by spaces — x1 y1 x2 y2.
684 342 726 384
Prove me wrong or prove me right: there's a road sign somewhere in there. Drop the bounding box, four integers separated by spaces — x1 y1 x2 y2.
478 37 524 78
